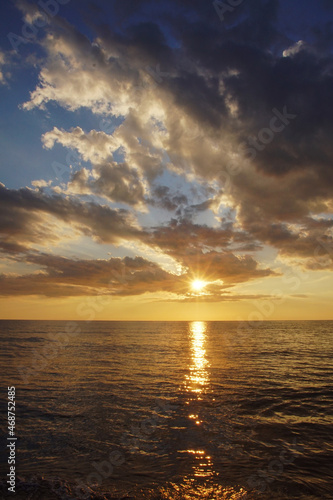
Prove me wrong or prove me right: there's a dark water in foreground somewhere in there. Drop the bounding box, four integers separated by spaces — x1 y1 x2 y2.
0 320 332 499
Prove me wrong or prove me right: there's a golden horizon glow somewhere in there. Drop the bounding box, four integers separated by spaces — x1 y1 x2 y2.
1 279 333 321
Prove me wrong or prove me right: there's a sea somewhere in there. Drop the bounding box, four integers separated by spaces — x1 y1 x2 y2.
0 320 332 499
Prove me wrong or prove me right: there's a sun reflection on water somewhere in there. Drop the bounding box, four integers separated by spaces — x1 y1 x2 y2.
182 321 216 481
185 321 210 397
170 321 250 498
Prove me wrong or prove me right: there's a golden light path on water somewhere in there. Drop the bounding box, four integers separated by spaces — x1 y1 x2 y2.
178 321 249 499
183 321 214 482
185 321 210 398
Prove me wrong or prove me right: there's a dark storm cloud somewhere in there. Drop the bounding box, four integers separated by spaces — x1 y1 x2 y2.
25 0 333 186
93 0 333 228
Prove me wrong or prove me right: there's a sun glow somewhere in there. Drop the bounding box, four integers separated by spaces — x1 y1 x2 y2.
191 280 207 292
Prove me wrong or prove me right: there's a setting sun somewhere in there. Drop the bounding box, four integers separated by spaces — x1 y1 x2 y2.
191 280 207 292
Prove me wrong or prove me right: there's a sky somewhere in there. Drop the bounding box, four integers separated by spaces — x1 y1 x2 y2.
0 0 333 321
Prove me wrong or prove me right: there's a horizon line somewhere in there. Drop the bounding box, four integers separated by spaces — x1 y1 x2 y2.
0 318 332 322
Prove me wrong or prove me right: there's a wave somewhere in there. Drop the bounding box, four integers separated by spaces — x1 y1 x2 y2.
2 475 332 500
0 476 255 500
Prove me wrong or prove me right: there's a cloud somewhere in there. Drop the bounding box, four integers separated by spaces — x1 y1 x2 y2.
27 9 333 221
180 250 277 285
0 184 142 253
149 185 188 211
282 40 307 57
145 219 276 284
4 0 333 300
42 125 162 207
0 49 10 84
0 182 278 296
21 13 174 116
0 250 275 299
67 163 148 208
0 51 5 83
0 254 178 297
31 179 52 188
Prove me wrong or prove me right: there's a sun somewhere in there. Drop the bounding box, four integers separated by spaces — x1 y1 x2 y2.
191 280 207 292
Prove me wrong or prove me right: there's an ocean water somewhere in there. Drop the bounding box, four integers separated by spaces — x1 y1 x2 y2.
0 320 332 499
